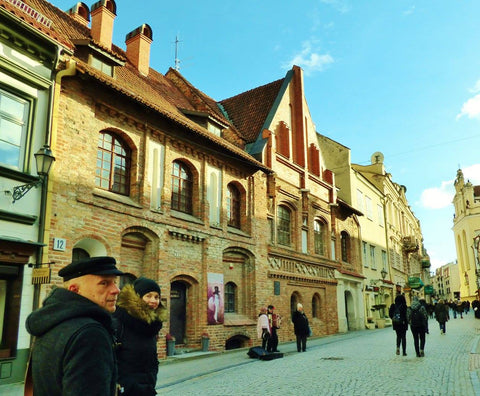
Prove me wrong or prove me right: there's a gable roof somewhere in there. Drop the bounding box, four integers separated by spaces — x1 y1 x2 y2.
16 0 270 173
220 77 285 144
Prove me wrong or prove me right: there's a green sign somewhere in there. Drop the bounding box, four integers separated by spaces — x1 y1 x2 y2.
408 277 424 289
424 285 434 295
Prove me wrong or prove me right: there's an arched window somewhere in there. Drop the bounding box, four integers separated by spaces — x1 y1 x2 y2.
290 293 300 317
314 219 326 256
72 248 90 263
171 160 193 214
96 131 130 195
227 184 241 228
312 293 321 319
277 205 291 246
341 231 350 262
225 282 236 313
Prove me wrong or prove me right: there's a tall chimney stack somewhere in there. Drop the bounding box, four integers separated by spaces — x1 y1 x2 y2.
125 24 153 76
90 0 117 49
67 2 90 27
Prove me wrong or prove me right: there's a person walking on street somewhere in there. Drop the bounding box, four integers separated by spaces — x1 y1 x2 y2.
456 299 464 319
389 294 408 356
292 303 309 352
408 295 429 357
434 299 450 335
257 307 271 350
267 305 281 352
25 257 124 396
113 277 167 395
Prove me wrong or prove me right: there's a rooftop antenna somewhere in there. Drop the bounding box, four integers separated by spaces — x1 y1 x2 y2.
174 35 182 71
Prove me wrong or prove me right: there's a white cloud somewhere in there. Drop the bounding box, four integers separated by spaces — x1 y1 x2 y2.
462 163 480 184
283 41 334 76
457 94 480 120
419 163 480 210
469 79 480 93
420 180 454 209
319 0 351 13
403 6 416 16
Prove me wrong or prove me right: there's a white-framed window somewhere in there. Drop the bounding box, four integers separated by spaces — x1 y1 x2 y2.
91 56 113 76
0 88 31 170
362 241 368 267
377 204 384 227
356 189 364 213
207 122 222 136
370 245 376 269
365 196 373 220
381 250 387 273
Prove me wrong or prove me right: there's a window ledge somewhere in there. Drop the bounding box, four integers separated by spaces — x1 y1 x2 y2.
227 226 251 238
92 188 142 208
171 210 204 225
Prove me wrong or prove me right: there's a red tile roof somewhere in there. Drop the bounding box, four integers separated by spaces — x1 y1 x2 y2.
16 0 270 173
220 78 285 143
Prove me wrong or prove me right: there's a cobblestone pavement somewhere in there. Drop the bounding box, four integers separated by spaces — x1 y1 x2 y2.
157 312 480 396
2 312 480 396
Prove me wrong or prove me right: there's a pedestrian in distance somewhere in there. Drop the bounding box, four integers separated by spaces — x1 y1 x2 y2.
434 299 450 335
113 277 167 395
267 305 281 352
472 297 480 319
407 295 429 357
25 256 124 396
257 306 271 350
456 299 464 319
292 303 310 352
389 293 408 356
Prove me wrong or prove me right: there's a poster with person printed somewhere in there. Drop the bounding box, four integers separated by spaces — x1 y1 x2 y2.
207 273 224 324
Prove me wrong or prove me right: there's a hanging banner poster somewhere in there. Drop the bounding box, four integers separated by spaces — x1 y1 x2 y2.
207 273 224 325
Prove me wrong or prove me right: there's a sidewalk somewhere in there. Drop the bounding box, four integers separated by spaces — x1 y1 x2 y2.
2 315 480 395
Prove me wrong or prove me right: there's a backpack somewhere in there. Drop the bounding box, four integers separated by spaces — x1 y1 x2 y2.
392 305 402 325
410 306 425 327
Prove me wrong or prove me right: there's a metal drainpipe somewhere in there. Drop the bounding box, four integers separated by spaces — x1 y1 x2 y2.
33 57 77 310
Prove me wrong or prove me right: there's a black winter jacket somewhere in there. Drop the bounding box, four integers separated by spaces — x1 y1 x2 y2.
113 284 167 396
25 287 118 396
292 310 309 336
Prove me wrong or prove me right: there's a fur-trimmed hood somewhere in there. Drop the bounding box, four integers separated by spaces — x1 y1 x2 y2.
116 284 168 324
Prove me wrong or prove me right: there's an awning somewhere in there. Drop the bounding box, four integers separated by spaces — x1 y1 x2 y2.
408 277 424 289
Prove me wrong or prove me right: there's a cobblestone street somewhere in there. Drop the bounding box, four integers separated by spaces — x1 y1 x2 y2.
157 312 480 396
2 312 480 395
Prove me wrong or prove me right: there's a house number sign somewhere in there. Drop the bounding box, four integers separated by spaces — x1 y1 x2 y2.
53 238 66 251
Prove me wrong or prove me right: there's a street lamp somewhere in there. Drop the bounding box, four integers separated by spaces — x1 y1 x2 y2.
381 268 387 280
12 145 55 203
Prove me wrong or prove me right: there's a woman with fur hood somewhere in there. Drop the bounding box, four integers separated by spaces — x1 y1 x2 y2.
113 277 167 395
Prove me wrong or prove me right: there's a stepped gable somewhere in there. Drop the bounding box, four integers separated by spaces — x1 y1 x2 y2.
220 78 284 143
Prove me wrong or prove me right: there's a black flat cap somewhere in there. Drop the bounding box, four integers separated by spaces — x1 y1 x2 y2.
58 256 124 281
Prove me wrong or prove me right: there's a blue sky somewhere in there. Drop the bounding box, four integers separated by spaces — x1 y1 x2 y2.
51 0 480 270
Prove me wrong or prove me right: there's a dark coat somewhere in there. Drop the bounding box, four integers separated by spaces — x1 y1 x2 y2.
434 302 449 323
389 299 408 331
25 287 118 396
113 284 167 396
407 299 429 332
292 310 309 336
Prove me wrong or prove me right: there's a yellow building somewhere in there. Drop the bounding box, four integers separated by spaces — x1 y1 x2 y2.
453 169 480 300
352 152 430 304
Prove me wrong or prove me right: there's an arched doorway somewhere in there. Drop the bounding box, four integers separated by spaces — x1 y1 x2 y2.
170 281 187 344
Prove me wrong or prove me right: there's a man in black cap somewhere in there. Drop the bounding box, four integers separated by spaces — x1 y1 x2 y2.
26 256 124 396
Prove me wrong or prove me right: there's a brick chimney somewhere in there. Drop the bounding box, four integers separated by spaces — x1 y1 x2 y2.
90 0 117 49
67 2 90 27
125 24 153 76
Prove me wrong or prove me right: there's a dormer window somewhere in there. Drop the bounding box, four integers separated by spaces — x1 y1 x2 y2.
91 55 113 76
207 122 222 137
